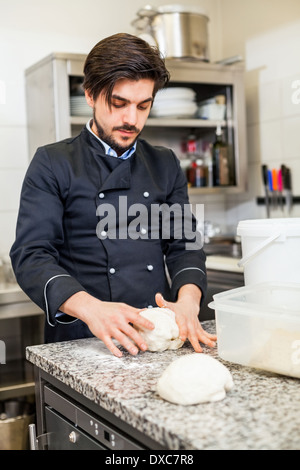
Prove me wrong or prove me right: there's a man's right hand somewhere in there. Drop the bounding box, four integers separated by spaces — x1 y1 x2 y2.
60 291 154 357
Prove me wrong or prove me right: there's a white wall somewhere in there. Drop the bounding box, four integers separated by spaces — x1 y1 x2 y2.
220 0 300 226
0 0 221 256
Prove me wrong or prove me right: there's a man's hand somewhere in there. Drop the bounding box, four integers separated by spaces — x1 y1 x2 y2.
155 285 217 353
60 291 154 357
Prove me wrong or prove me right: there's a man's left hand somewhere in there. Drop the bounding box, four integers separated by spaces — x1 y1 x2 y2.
155 286 217 353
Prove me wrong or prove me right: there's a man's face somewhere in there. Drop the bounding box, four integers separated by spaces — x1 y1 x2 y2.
85 78 154 156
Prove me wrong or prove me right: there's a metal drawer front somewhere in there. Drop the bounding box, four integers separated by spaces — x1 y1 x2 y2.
44 384 144 450
45 407 106 450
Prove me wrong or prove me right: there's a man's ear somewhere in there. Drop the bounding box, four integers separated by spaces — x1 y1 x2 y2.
85 89 94 108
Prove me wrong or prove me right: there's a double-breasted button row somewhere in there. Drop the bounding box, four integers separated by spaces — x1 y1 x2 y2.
108 265 154 275
98 191 150 199
101 229 148 238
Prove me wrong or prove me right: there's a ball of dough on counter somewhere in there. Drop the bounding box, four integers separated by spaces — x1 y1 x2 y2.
136 307 184 352
157 353 234 405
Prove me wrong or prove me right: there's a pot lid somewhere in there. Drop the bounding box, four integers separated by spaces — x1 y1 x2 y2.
158 4 208 15
138 4 209 18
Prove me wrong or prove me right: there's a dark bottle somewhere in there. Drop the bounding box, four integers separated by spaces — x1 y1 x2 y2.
194 159 206 187
212 125 229 186
186 133 198 187
186 160 197 186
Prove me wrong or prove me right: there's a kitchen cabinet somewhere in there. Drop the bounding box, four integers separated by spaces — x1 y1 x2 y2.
0 285 43 401
25 53 247 194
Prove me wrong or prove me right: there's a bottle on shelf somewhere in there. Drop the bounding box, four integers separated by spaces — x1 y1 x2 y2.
202 142 213 187
186 133 197 187
185 133 207 187
194 159 206 187
212 125 230 186
186 133 197 156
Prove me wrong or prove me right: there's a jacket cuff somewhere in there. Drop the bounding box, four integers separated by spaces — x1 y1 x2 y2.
170 267 207 305
44 274 87 327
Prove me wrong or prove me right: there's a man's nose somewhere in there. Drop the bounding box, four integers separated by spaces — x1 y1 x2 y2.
123 105 138 125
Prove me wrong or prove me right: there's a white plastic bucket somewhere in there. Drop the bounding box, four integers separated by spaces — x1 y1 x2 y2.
237 218 300 285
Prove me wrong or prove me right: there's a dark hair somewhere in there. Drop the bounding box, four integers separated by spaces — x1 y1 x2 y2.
83 33 170 103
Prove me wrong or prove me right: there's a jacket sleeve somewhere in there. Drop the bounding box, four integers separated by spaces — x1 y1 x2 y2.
163 153 207 304
10 147 86 326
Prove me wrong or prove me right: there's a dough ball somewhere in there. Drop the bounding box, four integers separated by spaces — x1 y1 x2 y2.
136 307 184 352
157 353 234 405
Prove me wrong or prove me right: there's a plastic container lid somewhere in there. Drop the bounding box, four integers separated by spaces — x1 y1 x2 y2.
209 281 300 319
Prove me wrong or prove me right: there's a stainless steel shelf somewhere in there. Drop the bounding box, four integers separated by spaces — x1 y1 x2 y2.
70 115 228 128
188 185 241 195
147 118 227 127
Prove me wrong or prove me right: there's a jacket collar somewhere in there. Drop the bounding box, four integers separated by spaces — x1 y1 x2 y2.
82 126 132 191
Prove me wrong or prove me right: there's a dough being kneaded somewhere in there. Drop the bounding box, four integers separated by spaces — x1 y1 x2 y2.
157 353 234 405
136 307 184 352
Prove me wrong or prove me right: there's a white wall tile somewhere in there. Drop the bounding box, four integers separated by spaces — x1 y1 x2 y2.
282 75 300 118
0 126 29 168
0 169 26 211
282 116 300 160
247 123 261 164
0 211 18 256
259 81 281 122
245 86 259 125
259 120 282 163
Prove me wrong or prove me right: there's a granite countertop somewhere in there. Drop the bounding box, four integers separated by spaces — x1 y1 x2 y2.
26 321 300 450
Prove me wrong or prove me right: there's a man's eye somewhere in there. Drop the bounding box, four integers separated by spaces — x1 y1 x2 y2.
138 104 150 111
112 102 124 108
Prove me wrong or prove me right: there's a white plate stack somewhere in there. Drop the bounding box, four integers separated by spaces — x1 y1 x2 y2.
150 87 197 118
70 96 92 116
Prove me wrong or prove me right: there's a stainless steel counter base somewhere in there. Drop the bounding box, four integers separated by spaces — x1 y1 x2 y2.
33 367 165 450
0 283 30 306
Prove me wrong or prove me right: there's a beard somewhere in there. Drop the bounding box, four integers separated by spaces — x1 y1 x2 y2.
93 110 140 156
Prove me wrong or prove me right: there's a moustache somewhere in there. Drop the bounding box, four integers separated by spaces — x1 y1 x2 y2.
113 125 140 133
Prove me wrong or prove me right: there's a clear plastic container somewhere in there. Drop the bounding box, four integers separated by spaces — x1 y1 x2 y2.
209 282 300 378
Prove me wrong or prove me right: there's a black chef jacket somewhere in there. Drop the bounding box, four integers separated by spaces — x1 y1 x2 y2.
10 127 207 343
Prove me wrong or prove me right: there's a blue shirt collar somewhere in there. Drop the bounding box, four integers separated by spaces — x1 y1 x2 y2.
86 120 136 160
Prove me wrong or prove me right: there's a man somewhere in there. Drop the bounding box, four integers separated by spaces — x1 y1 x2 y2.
10 33 216 357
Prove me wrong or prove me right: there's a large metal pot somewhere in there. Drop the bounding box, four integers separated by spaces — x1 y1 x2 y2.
132 4 209 61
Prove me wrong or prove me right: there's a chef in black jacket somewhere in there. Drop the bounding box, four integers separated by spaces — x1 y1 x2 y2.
10 33 216 357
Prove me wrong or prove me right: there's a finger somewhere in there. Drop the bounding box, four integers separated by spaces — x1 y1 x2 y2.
121 323 148 352
198 334 216 348
197 328 217 346
188 333 203 353
133 313 155 331
206 332 218 341
155 292 169 308
181 318 214 351
113 329 142 356
101 335 124 358
175 315 188 343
